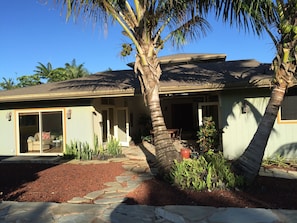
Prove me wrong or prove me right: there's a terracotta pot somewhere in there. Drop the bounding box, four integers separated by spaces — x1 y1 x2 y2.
180 148 191 159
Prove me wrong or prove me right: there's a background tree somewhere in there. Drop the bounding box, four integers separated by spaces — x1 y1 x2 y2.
34 59 89 82
233 0 297 183
55 0 276 176
0 77 17 90
16 74 42 88
34 62 54 82
0 59 90 90
64 59 89 80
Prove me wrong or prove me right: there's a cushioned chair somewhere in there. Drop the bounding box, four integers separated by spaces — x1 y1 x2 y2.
27 132 51 151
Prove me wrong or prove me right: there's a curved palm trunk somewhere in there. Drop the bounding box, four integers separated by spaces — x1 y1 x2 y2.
232 0 297 183
232 83 287 184
147 82 182 175
138 58 181 176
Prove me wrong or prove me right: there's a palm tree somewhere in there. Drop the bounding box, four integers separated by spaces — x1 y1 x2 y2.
64 59 89 79
54 0 276 176
34 61 62 82
0 77 16 90
34 62 54 79
34 60 89 82
233 0 297 183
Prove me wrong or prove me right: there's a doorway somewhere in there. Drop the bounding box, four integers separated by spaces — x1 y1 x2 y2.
171 103 193 131
102 107 129 146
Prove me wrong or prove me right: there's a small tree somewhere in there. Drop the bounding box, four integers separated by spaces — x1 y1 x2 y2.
197 116 218 153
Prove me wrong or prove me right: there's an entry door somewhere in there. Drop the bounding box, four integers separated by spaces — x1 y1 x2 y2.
116 108 129 146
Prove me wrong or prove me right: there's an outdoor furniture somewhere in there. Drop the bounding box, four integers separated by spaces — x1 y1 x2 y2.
174 128 182 141
27 132 51 152
167 129 179 138
150 129 180 143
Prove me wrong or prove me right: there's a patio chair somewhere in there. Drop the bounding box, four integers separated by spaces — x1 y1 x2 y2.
175 128 182 141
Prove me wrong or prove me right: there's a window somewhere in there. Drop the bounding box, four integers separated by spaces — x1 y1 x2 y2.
278 86 297 123
280 96 297 121
18 109 64 154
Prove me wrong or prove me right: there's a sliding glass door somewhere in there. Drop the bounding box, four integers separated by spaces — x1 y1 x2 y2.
18 110 64 155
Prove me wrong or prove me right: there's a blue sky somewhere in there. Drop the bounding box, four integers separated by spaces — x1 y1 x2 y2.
0 0 277 81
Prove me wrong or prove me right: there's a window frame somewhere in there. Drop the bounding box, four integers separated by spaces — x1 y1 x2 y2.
16 108 66 155
277 95 297 124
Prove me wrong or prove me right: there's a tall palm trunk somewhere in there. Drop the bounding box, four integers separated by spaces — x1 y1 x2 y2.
232 0 297 184
136 55 181 176
146 77 182 175
232 82 287 184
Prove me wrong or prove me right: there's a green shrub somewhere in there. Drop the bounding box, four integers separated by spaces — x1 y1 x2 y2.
106 137 122 156
262 154 290 168
170 151 244 191
65 140 94 160
141 135 153 143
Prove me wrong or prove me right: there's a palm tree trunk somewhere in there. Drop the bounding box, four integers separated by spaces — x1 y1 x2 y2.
147 83 182 175
139 61 181 176
232 83 287 184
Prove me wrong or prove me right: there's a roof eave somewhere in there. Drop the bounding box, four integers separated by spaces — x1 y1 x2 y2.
0 89 136 103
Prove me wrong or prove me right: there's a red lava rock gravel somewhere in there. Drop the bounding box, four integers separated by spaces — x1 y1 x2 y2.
1 162 297 210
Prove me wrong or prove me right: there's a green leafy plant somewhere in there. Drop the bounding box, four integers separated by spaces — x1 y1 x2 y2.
197 116 219 153
141 135 153 143
93 134 99 157
170 151 243 191
262 154 290 168
65 140 95 160
105 137 122 156
97 137 122 159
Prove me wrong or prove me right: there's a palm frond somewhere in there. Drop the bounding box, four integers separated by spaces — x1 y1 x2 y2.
214 0 277 35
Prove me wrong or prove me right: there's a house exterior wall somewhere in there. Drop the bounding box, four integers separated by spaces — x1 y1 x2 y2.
0 110 16 155
221 89 297 161
66 106 96 149
0 105 97 156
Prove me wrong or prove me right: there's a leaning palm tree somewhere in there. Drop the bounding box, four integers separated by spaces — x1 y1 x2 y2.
54 0 276 176
233 0 297 183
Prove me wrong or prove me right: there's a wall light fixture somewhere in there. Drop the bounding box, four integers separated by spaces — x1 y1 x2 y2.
6 112 12 121
67 109 72 119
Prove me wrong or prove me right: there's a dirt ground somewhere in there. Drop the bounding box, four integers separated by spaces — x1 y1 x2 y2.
1 161 297 210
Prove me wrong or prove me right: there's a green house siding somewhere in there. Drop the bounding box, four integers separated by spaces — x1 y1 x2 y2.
66 106 95 149
266 117 297 160
0 110 16 155
221 89 297 161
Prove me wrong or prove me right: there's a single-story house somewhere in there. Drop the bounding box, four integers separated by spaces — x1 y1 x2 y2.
1 53 297 161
